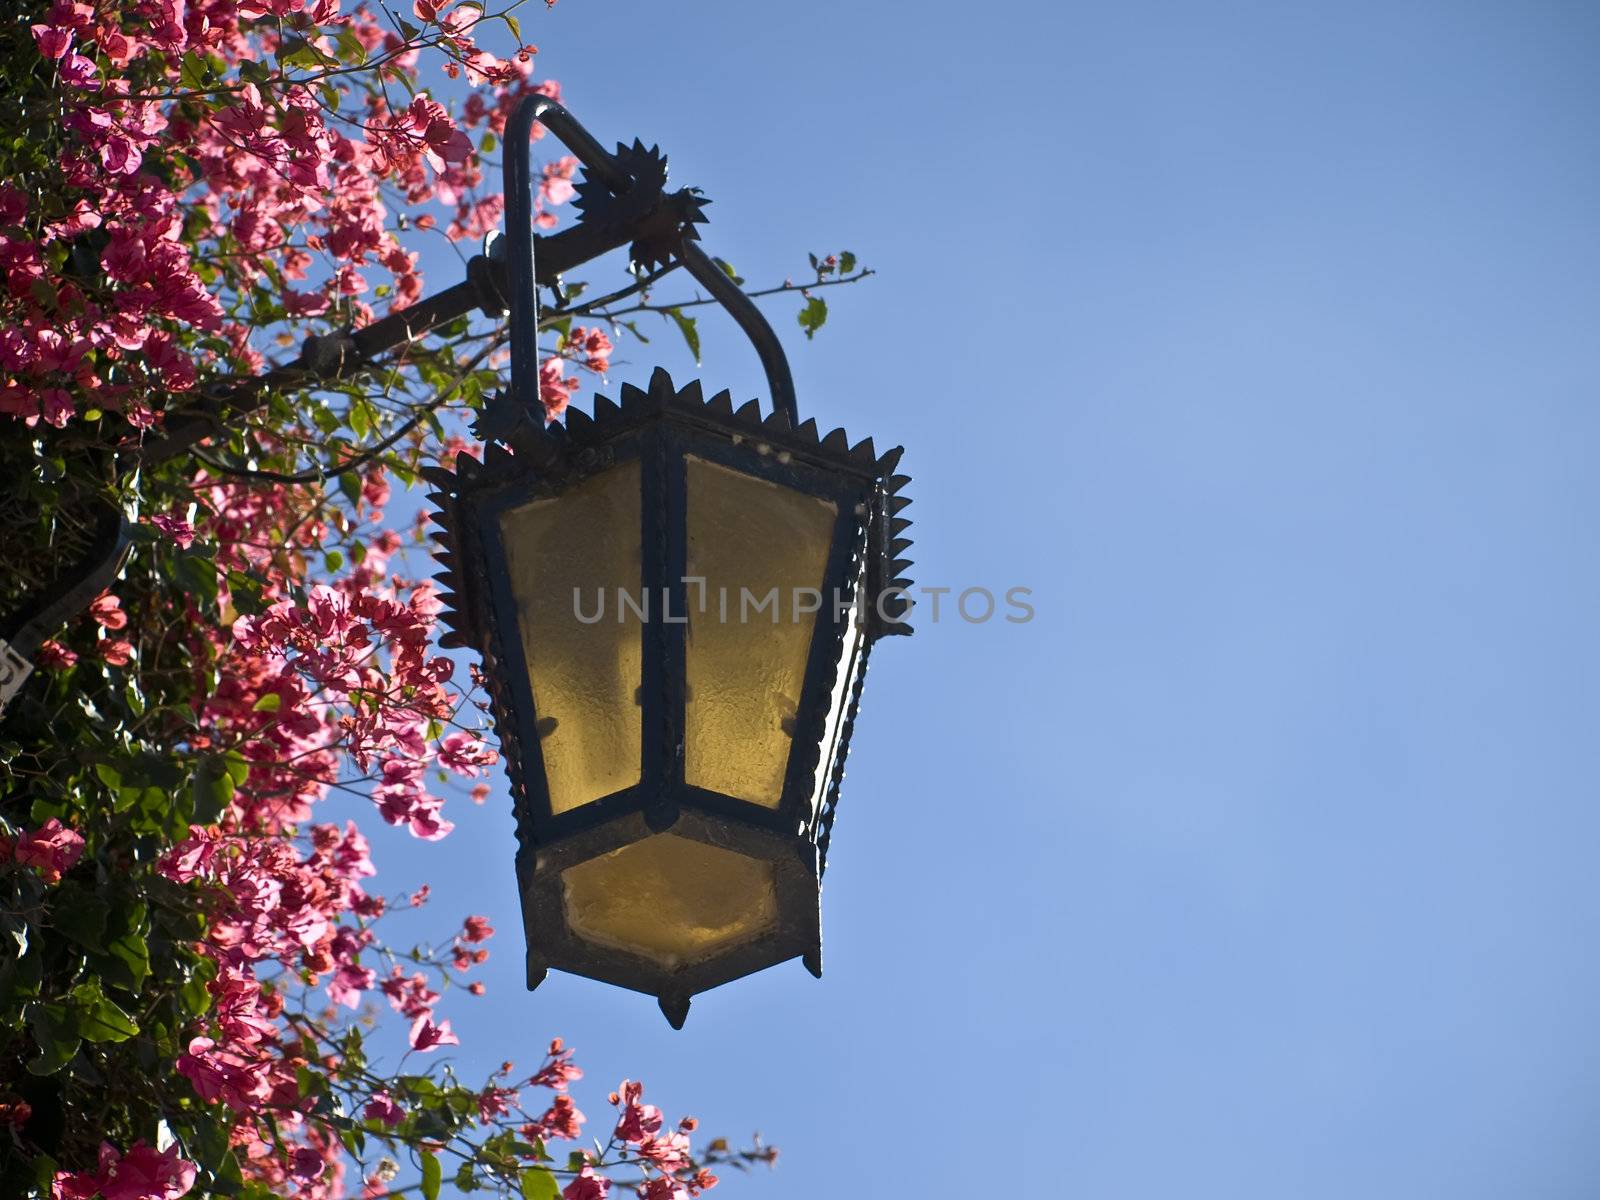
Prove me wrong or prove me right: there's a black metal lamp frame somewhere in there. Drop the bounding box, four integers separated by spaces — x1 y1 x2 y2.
423 94 913 1025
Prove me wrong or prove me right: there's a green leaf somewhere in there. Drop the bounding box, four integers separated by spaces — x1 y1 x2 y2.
97 900 151 992
665 307 701 364
339 471 363 508
172 545 219 609
213 1149 244 1195
30 1154 59 1195
179 52 213 93
0 937 42 1009
227 570 267 617
712 256 745 285
798 295 828 339
333 27 368 65
177 967 214 1020
251 693 282 714
53 886 109 952
0 914 28 959
26 1002 79 1075
420 1151 442 1200
840 251 857 274
520 1167 560 1200
348 398 374 440
191 756 236 824
311 403 340 435
277 37 329 70
504 13 522 40
70 979 139 1042
339 1126 366 1159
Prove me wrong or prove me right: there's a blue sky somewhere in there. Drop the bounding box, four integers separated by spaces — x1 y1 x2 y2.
362 3 1600 1196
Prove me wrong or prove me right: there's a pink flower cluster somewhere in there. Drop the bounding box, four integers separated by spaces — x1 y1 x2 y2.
7 0 558 431
4 818 86 884
52 1141 196 1200
603 1081 719 1199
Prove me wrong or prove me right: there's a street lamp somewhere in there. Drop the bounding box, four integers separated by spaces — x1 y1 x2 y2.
424 95 913 1026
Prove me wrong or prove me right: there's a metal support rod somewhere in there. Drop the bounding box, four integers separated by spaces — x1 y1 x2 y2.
499 93 798 424
678 242 799 424
502 95 631 421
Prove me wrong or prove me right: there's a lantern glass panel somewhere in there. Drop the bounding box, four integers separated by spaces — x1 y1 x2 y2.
683 456 838 807
560 833 780 968
500 460 642 815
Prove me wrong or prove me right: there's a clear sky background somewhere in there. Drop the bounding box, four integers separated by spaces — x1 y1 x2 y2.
363 2 1600 1196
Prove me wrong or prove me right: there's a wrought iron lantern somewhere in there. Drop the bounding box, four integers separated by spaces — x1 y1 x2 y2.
424 96 913 1026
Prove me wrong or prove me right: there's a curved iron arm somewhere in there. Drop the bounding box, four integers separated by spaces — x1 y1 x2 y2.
676 242 798 424
500 93 798 425
0 506 132 660
0 504 133 714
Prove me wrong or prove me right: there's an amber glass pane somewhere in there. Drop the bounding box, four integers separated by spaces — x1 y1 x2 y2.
500 461 641 815
684 457 838 807
561 833 779 968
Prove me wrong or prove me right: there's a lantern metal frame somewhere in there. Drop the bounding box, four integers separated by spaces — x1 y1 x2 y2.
422 94 914 1024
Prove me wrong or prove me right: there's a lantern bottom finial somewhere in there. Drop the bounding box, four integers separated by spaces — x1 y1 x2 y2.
658 993 691 1029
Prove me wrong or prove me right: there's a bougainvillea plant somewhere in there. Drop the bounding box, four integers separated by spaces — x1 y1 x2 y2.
0 1 869 1197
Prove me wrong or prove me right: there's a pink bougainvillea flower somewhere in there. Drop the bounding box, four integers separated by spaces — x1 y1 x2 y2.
289 1148 325 1181
363 1091 404 1127
14 818 86 883
36 640 78 669
614 1080 665 1144
31 25 73 60
529 1038 583 1090
569 325 613 374
437 731 495 777
89 592 127 630
149 514 195 548
561 1168 611 1200
96 1140 197 1200
99 639 134 666
408 1013 460 1052
539 357 579 419
526 1093 585 1141
540 156 578 206
638 1179 688 1200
